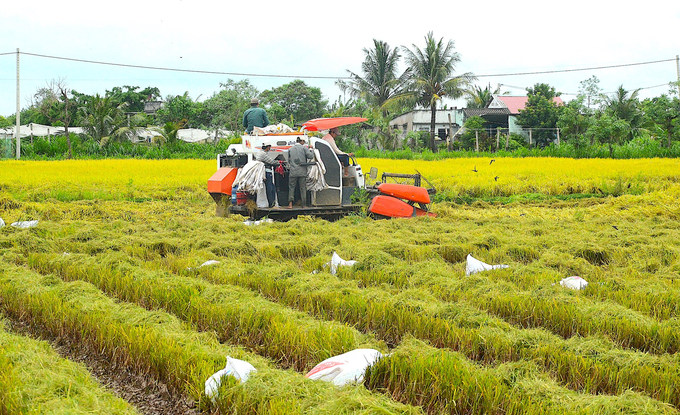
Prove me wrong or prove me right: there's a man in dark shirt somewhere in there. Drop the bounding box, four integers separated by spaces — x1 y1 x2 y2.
287 138 314 208
243 98 270 134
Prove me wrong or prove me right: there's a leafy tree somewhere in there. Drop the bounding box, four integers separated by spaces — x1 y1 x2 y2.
30 79 81 158
324 97 370 148
337 39 408 115
106 86 161 113
403 130 429 151
459 116 489 151
465 83 501 109
515 83 562 147
155 92 208 128
557 96 592 149
260 80 327 125
203 79 259 132
591 113 630 157
0 116 9 128
362 109 400 151
577 75 603 110
396 32 475 152
19 91 51 125
642 94 680 147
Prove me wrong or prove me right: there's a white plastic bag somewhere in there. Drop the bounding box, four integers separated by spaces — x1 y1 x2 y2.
205 356 257 401
243 218 274 226
324 252 357 276
234 161 265 193
465 254 509 276
11 220 38 229
256 186 269 208
200 260 220 268
559 276 588 290
187 260 220 271
0 217 4 228
305 349 382 386
307 148 328 192
253 124 294 135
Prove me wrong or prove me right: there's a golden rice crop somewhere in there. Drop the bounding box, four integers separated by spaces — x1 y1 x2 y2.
2 157 680 201
362 157 680 197
2 157 680 414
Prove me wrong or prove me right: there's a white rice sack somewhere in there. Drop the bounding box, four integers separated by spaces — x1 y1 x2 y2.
256 186 269 208
325 252 357 275
205 356 257 401
465 254 509 276
559 276 588 290
11 220 39 229
305 349 383 386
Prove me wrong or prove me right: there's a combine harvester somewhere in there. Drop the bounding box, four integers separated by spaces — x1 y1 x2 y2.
207 117 436 221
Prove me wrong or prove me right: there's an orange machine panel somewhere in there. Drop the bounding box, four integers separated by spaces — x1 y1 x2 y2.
207 167 238 195
377 183 431 204
369 195 416 218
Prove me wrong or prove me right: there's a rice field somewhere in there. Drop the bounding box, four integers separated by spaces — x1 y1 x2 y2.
1 157 680 414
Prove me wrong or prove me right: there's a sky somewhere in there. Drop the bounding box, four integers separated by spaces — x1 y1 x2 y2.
1 0 679 118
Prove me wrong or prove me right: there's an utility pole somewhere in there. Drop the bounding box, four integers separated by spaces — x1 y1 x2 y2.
447 113 453 150
15 48 20 160
676 55 680 98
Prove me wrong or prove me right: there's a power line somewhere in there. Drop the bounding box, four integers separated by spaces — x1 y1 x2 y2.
502 82 671 96
19 51 350 80
2 50 676 81
476 58 676 78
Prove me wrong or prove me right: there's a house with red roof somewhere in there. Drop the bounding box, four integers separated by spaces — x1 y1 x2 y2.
388 95 564 147
491 95 563 133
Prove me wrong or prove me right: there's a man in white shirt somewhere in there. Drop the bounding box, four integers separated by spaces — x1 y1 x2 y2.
322 128 354 177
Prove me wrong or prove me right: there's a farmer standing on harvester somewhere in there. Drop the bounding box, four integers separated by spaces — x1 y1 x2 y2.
286 137 314 209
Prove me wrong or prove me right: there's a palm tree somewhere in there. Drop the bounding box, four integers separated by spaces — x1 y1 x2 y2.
151 121 184 146
601 85 642 131
465 83 501 109
397 32 476 151
337 39 408 115
599 86 642 143
79 94 131 146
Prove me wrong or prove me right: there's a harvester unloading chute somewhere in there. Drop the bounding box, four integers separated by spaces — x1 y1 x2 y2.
301 117 367 132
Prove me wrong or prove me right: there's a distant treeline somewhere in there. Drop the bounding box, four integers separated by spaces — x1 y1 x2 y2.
3 132 679 160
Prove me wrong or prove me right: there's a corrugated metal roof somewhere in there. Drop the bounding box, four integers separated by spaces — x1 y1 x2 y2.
463 108 510 117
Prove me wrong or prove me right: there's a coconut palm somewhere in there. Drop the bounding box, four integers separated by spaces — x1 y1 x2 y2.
466 83 501 109
79 94 132 146
599 85 643 143
397 32 476 151
601 85 642 128
337 39 406 113
337 39 408 114
151 121 185 146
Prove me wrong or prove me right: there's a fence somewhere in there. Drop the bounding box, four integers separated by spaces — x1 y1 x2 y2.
455 128 562 152
1 138 12 159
